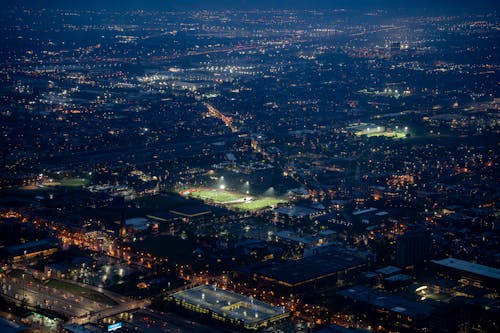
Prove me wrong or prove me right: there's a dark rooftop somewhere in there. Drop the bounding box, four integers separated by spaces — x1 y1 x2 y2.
169 203 218 218
5 238 59 257
254 250 367 286
337 285 434 319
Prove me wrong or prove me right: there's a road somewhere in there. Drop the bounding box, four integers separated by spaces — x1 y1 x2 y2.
1 273 149 326
127 308 233 333
68 298 151 325
0 275 106 318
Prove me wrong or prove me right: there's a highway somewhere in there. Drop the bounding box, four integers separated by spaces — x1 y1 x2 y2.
1 273 158 327
68 298 151 325
0 275 106 318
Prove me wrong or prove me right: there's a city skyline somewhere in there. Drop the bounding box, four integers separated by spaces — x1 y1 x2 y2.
0 2 498 333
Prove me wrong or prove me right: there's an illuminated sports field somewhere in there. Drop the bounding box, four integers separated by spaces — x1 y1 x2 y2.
180 188 286 211
184 188 247 203
355 130 407 139
232 197 287 211
59 177 89 187
171 285 288 330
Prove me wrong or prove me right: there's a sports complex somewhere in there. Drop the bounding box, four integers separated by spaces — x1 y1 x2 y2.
349 123 409 139
354 127 408 139
179 187 286 211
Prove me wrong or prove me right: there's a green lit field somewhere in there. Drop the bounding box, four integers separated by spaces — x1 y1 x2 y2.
232 197 287 211
180 187 286 211
59 177 89 187
185 188 247 203
355 131 407 139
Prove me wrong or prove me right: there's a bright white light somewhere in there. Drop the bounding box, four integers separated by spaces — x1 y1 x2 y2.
220 184 226 190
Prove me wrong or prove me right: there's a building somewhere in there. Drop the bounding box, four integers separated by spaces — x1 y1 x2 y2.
168 203 219 221
396 229 431 267
252 249 367 289
5 238 59 263
383 273 413 291
0 317 29 333
125 217 155 232
44 256 94 279
170 285 289 331
431 257 500 290
337 285 434 332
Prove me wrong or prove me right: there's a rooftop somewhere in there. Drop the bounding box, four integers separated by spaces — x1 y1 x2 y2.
385 274 413 282
432 257 500 280
255 250 367 286
5 238 58 256
337 285 434 319
275 230 316 244
352 207 378 216
375 266 402 276
172 285 287 325
169 203 216 218
146 212 181 221
274 205 319 217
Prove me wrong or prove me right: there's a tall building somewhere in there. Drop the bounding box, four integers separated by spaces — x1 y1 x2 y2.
396 228 431 267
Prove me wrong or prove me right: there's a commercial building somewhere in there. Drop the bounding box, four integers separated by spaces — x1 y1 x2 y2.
431 257 500 290
396 229 431 267
170 285 289 331
337 285 434 332
5 238 59 263
252 249 367 289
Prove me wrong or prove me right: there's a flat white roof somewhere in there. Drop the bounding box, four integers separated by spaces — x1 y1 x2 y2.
432 257 500 280
172 285 287 324
353 207 378 215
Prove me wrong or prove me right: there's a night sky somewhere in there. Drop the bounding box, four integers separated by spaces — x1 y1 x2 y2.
9 0 500 12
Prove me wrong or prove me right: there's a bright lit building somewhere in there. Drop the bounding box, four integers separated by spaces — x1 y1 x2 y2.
170 285 289 330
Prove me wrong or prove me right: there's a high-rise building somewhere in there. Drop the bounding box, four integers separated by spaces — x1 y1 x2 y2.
396 228 431 267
